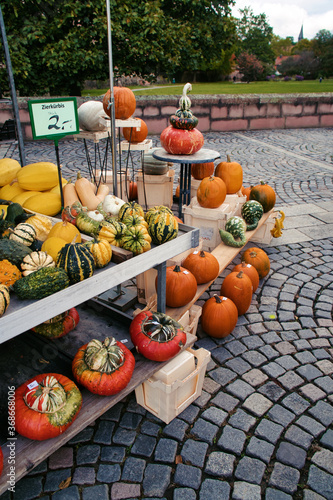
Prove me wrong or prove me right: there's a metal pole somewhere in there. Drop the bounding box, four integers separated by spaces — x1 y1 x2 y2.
105 0 117 196
0 4 26 166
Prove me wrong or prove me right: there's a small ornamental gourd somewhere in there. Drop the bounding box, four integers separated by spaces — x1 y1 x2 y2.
182 250 219 284
98 220 127 247
61 201 83 225
122 214 148 231
72 337 135 395
162 265 197 308
160 83 204 155
14 373 82 441
241 247 270 279
250 181 276 212
118 201 144 221
13 267 70 299
130 311 186 362
25 214 53 242
0 284 10 317
219 216 247 248
147 209 179 245
201 294 238 338
75 211 100 236
32 308 80 339
56 239 95 285
270 211 285 238
84 237 112 268
121 226 151 255
41 236 68 262
9 223 37 246
21 251 55 276
0 259 21 286
47 220 82 244
220 270 253 316
241 200 264 230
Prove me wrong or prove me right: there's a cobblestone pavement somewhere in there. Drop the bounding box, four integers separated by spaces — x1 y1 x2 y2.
1 128 333 500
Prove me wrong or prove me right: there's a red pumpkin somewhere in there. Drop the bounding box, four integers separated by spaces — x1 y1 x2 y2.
32 308 80 339
183 250 219 284
123 118 148 143
201 294 238 338
232 261 259 292
215 155 243 194
191 162 215 180
0 446 3 476
197 175 227 208
72 337 135 396
241 247 270 278
103 87 136 120
220 270 253 315
160 126 204 155
160 265 197 308
250 181 276 212
130 310 186 361
15 373 82 441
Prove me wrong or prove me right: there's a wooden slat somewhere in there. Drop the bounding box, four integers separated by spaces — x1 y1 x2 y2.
0 333 196 495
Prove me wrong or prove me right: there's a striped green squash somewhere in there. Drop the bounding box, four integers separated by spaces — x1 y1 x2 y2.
145 205 173 226
147 210 179 245
56 242 95 285
9 222 37 246
118 201 144 221
241 200 264 231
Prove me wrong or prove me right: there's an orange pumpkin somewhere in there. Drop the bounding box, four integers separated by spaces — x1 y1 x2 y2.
123 118 148 143
197 176 227 209
241 185 252 201
175 185 180 199
128 181 138 201
232 261 259 292
191 162 215 180
215 155 243 194
220 270 253 315
159 265 197 308
250 181 276 212
103 87 136 120
182 250 219 285
201 294 238 338
241 247 270 278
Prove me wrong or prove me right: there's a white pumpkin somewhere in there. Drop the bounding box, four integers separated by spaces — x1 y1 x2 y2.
78 101 109 132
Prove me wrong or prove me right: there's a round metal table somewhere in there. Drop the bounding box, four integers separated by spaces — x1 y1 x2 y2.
152 148 221 218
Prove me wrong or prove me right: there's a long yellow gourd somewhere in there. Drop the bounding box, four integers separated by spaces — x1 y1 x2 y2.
0 181 25 201
17 162 59 191
23 193 62 216
0 158 21 187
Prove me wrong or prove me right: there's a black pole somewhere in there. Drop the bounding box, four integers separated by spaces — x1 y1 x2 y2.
54 138 64 208
0 4 26 166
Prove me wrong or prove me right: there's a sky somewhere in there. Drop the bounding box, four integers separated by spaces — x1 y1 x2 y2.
232 0 333 41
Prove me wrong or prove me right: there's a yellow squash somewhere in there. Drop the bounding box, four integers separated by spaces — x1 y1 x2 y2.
23 193 62 217
17 162 59 191
0 181 25 201
0 158 21 186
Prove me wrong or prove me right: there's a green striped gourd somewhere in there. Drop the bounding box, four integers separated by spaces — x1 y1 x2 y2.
0 239 32 266
118 201 144 221
219 216 247 248
9 222 37 246
241 200 264 230
147 209 178 245
57 242 95 285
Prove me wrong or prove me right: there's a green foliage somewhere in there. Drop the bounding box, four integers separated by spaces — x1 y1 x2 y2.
235 7 275 65
313 30 333 78
0 0 237 96
271 35 295 57
236 52 264 81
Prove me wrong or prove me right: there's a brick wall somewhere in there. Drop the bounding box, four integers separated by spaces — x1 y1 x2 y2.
1 94 332 140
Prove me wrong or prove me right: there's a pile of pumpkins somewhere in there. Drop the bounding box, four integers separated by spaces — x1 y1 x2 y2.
0 193 180 317
161 244 270 339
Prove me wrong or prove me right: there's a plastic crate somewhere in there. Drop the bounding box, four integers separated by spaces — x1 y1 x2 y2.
135 169 175 209
135 347 211 424
183 198 240 251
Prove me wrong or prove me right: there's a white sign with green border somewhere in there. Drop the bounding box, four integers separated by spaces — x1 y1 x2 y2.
28 97 79 140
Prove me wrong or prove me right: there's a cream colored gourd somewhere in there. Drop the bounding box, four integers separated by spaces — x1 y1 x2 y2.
21 251 55 276
25 214 53 241
17 162 59 191
78 101 108 132
0 158 21 186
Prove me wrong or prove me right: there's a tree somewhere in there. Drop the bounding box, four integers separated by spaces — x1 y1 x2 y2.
236 52 264 81
236 7 275 65
313 30 333 77
277 51 320 79
271 35 294 58
0 0 237 96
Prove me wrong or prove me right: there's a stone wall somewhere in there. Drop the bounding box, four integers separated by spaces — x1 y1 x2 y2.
1 93 332 140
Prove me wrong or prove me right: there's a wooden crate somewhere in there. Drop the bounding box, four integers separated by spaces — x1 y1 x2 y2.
135 169 175 209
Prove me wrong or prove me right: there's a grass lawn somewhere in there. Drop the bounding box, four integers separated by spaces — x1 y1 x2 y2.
83 79 333 97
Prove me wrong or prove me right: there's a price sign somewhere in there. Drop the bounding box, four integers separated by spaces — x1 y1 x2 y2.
28 97 79 140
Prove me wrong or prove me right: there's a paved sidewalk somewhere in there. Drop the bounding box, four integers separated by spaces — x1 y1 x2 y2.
1 128 333 500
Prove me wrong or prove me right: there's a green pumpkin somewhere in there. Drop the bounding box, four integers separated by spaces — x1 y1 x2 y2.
147 210 179 245
219 216 247 248
0 238 32 266
241 200 264 230
13 267 70 300
57 242 95 285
